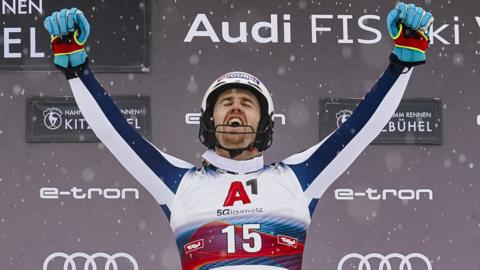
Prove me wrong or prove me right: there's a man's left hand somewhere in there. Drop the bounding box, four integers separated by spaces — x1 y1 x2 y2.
387 2 434 65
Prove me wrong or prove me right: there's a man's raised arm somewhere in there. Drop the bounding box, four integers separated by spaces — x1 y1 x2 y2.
44 8 194 206
282 3 434 199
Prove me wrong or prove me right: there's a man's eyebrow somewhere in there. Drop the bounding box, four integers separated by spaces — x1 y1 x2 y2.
219 96 234 102
218 93 255 103
240 96 255 103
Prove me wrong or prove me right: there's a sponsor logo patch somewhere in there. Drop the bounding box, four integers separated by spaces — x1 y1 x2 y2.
184 239 205 254
277 235 298 248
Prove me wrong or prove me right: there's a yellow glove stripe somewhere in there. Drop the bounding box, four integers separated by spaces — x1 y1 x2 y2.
73 29 85 46
394 44 427 53
54 48 85 56
391 24 403 40
418 30 429 41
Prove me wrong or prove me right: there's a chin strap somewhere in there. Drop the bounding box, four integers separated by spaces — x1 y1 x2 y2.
215 143 256 159
211 124 258 158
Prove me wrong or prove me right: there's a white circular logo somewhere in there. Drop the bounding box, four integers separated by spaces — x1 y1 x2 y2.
43 108 63 130
43 252 139 270
336 109 352 128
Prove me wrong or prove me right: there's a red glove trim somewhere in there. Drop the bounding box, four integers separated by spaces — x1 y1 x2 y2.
394 24 429 53
51 30 85 56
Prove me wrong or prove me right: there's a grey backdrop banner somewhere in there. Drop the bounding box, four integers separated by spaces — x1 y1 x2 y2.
1 1 479 270
0 0 150 72
319 98 443 144
26 96 151 142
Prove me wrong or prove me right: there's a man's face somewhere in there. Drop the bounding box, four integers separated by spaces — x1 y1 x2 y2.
212 88 261 149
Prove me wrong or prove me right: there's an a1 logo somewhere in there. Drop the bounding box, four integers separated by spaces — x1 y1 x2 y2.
223 179 258 207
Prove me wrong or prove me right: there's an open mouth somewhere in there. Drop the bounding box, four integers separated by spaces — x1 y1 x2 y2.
216 117 254 134
227 117 243 127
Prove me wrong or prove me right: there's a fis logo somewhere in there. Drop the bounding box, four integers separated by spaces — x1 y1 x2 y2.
277 235 298 248
184 239 204 254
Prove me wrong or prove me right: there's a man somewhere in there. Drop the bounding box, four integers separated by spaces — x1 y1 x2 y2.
44 3 433 270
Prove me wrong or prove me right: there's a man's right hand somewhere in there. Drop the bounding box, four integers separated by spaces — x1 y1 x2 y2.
44 8 90 68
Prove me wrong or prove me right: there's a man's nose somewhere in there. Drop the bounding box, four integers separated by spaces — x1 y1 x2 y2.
229 101 243 112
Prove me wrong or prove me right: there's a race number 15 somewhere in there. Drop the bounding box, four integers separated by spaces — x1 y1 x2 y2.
221 224 262 253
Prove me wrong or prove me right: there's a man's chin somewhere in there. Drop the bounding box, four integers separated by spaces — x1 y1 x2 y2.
217 135 252 149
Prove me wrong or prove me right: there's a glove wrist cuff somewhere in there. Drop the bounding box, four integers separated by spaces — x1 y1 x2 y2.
389 54 424 73
59 58 90 80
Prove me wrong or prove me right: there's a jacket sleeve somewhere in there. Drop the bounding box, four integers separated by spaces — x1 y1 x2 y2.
65 64 194 206
282 60 413 199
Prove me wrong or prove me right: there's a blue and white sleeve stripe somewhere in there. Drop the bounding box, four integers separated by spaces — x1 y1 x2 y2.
283 65 413 199
68 67 194 205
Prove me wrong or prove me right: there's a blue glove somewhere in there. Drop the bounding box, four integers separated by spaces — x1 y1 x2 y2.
387 2 434 64
44 8 90 68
